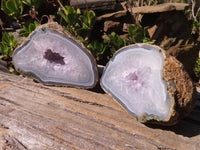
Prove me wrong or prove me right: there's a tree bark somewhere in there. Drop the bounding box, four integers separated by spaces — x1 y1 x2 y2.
0 70 200 149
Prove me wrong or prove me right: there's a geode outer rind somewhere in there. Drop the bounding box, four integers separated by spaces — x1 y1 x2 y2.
100 43 196 125
157 53 196 125
13 22 98 88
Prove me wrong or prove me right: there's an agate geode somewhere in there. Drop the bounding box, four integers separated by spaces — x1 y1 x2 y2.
13 22 98 88
101 44 196 125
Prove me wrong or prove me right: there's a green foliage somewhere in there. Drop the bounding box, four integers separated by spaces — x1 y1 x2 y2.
87 41 106 59
127 24 155 44
80 10 97 29
1 1 157 67
58 6 154 60
1 0 44 22
191 20 200 40
58 4 97 31
194 58 200 78
104 32 127 54
58 6 80 26
1 0 24 20
19 21 39 37
0 32 17 60
58 6 97 39
86 32 126 61
22 0 44 9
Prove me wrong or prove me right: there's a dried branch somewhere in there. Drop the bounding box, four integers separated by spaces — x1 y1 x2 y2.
191 0 200 21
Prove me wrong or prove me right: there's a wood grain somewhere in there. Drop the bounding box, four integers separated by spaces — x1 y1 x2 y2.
69 0 115 10
0 70 200 149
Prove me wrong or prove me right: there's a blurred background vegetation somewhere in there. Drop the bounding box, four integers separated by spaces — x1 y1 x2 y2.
0 0 200 83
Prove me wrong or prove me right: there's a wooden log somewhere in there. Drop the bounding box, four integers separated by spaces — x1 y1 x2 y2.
69 0 115 10
130 3 189 14
0 70 200 149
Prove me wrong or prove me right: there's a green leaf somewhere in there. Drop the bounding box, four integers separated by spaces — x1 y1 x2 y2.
1 0 23 20
8 49 14 56
58 9 70 24
81 10 97 28
29 23 36 33
22 0 43 9
106 32 127 54
127 24 153 44
6 0 19 18
66 25 75 36
88 10 96 27
82 23 88 29
67 6 75 14
3 44 10 55
19 21 39 37
0 32 17 59
12 39 17 48
18 0 24 14
2 33 10 45
22 0 32 6
34 21 39 27
77 8 81 15
87 40 105 58
1 0 11 15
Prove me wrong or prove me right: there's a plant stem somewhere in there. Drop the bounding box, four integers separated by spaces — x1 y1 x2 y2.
57 0 68 15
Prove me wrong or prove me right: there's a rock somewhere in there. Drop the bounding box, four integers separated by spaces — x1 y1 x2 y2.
12 22 98 89
101 43 196 126
97 10 134 36
147 25 158 39
104 21 123 34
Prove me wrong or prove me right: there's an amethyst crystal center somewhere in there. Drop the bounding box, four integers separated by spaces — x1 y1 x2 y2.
43 49 65 65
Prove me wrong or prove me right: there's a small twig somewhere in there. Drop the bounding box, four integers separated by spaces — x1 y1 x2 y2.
191 0 196 21
191 0 200 21
57 0 69 17
0 19 6 33
39 15 49 24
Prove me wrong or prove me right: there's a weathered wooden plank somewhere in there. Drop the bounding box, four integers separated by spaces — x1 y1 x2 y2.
69 0 115 10
131 3 189 14
0 70 200 149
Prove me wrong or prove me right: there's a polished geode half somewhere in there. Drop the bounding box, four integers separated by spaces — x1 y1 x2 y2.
13 23 98 88
101 44 196 125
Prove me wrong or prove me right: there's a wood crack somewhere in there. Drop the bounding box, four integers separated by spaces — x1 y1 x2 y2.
60 93 105 107
0 96 21 107
2 135 28 150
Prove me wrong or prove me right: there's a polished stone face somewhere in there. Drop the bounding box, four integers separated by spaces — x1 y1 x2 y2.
13 27 97 88
101 44 173 121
